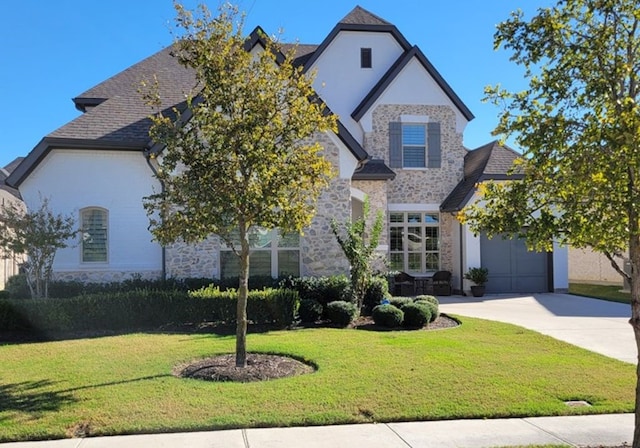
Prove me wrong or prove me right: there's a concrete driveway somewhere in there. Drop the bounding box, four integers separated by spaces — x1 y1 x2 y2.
439 293 637 364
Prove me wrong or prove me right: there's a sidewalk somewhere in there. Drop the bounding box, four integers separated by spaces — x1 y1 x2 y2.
0 414 633 447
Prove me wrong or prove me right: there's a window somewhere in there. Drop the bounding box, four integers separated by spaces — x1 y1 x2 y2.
360 48 372 68
81 208 108 263
389 212 440 273
402 124 426 168
220 228 300 278
389 122 441 169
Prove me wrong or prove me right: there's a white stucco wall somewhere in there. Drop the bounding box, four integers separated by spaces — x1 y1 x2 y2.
311 30 404 143
0 190 24 289
360 58 470 135
19 149 163 281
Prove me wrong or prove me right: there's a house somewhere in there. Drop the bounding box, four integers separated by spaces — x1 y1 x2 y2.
6 6 568 294
0 157 25 290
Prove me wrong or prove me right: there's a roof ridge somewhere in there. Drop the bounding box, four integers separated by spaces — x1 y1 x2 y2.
339 5 391 25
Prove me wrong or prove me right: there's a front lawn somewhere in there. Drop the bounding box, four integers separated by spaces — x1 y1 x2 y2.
0 317 635 442
569 282 631 304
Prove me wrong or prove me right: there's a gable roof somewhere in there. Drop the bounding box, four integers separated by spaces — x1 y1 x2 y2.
352 46 474 122
352 158 396 180
440 141 522 212
1 157 25 199
8 27 370 188
302 6 411 72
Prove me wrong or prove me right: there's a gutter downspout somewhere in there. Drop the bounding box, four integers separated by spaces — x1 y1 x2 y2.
459 220 465 295
145 150 166 282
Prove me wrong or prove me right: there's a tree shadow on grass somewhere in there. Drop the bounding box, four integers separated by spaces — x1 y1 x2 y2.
0 380 77 421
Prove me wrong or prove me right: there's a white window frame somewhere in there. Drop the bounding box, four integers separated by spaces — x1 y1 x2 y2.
401 124 427 168
80 207 108 264
389 211 440 274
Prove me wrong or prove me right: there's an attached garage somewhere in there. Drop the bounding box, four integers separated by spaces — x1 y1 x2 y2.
480 233 550 293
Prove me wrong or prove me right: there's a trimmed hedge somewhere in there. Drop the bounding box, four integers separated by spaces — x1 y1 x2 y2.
389 297 413 309
0 287 299 333
325 301 358 326
415 295 440 323
298 299 323 323
280 275 351 307
363 276 389 310
401 302 432 328
372 304 404 328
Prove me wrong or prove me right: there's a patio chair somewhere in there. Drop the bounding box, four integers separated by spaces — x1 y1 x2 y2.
431 270 452 296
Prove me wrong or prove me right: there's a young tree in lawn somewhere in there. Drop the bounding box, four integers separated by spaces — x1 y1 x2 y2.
143 3 336 367
458 1 640 445
331 198 384 311
0 198 76 299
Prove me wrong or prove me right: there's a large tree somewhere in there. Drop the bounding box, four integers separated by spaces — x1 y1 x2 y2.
458 0 640 445
143 3 336 367
0 198 76 299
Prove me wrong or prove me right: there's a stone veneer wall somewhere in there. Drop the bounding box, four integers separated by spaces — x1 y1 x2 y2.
367 105 466 204
301 132 351 276
166 236 220 279
53 270 163 283
364 104 466 275
351 179 389 247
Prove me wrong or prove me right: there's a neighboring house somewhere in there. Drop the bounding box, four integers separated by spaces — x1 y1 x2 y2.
0 157 25 290
569 247 624 286
6 6 568 294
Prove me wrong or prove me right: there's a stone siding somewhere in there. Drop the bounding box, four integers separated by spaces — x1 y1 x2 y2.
54 270 162 283
166 236 220 279
367 105 466 204
439 213 456 273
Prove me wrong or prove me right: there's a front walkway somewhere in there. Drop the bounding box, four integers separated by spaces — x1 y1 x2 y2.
439 293 636 363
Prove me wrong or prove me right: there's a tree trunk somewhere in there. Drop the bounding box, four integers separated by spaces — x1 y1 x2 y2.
630 234 640 448
235 226 250 368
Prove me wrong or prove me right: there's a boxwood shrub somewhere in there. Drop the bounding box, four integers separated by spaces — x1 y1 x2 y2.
298 299 323 323
280 275 351 307
372 304 404 328
389 297 413 309
363 276 389 310
415 295 439 322
325 300 358 327
401 302 432 328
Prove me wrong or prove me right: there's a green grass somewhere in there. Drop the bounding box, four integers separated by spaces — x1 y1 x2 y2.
569 282 631 304
0 317 635 442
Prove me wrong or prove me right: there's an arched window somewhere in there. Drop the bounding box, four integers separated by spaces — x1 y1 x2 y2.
80 208 108 263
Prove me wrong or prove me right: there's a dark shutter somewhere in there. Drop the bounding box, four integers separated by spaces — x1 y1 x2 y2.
389 122 402 168
427 122 441 168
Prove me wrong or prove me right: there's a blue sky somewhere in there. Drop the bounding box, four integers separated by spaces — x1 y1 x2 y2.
0 1 551 169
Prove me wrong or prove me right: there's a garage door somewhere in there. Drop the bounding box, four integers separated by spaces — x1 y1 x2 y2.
480 234 549 293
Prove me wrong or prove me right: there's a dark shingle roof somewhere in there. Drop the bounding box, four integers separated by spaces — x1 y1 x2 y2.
352 159 395 180
1 157 24 198
280 43 318 67
339 5 391 25
440 141 522 212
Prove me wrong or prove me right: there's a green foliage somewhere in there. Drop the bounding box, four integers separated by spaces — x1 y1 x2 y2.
325 300 358 327
464 267 489 286
415 297 439 322
0 288 299 332
0 198 76 299
142 3 337 366
401 302 432 328
372 304 404 328
298 299 323 323
389 297 413 309
280 275 351 307
4 274 29 299
363 276 389 310
330 197 385 310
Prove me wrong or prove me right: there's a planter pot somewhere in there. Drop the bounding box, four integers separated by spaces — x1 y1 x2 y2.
470 285 485 297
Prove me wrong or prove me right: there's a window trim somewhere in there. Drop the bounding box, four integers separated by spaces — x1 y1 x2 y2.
80 207 109 264
360 47 372 68
401 124 427 168
219 228 301 278
389 211 440 274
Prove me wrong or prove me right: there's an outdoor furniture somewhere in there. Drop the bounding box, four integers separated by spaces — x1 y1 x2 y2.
431 270 452 296
394 272 415 296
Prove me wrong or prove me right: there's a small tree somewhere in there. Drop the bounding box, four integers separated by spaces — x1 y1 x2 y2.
331 198 384 310
458 1 640 445
0 198 76 299
143 3 336 367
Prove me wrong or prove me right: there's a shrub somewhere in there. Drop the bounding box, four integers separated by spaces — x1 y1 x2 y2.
281 276 351 307
325 300 358 327
0 287 299 333
363 276 389 310
401 302 432 328
0 291 10 300
298 299 323 323
389 297 413 309
5 274 29 299
415 295 439 322
372 304 404 328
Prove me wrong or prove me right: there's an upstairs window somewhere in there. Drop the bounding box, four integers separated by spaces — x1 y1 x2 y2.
402 124 426 168
81 208 108 263
360 48 372 68
389 122 441 169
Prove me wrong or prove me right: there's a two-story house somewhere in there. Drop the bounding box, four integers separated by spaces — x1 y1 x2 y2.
5 6 568 294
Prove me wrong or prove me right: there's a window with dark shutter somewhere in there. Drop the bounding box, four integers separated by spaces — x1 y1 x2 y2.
427 122 441 168
389 122 402 168
360 48 372 68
